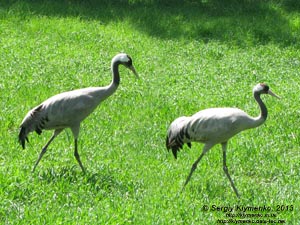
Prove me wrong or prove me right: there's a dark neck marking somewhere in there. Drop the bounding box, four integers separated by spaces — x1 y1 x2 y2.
254 92 268 121
112 61 121 86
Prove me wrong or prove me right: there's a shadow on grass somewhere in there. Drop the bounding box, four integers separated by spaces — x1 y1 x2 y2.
37 166 137 194
1 0 299 46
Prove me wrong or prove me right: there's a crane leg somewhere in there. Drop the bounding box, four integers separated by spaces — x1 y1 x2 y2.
32 129 62 172
222 142 240 198
182 143 213 191
74 138 85 173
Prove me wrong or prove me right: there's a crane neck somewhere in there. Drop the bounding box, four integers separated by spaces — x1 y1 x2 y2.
253 91 267 127
104 59 121 97
111 60 121 86
78 57 124 106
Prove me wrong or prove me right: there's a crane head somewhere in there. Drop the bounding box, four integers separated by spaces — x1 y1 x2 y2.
114 53 139 78
253 83 280 99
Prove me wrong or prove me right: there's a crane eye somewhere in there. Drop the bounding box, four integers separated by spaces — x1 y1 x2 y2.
264 85 269 92
127 56 132 64
258 83 269 92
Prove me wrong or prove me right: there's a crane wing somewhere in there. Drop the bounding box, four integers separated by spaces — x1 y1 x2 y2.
188 108 253 143
19 104 48 148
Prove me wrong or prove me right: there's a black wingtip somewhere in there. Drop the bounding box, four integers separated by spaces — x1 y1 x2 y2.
166 136 181 159
166 136 170 150
19 126 28 149
172 148 178 159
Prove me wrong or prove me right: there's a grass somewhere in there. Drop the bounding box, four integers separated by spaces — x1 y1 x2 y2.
0 0 300 224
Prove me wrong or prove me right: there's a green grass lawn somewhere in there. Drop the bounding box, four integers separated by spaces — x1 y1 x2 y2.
0 0 299 224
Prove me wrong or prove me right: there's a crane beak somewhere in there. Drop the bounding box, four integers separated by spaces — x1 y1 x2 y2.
129 65 139 78
268 89 281 99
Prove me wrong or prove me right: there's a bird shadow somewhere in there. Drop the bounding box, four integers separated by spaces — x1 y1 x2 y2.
35 166 136 194
2 0 299 46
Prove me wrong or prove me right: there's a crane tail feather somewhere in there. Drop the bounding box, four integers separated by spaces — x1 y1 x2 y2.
19 126 29 149
172 148 178 159
166 136 179 159
166 136 170 150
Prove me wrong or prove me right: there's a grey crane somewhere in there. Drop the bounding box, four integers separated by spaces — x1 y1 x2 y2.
166 83 280 197
19 53 138 173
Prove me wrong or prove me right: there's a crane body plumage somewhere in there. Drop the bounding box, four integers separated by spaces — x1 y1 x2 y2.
166 83 280 197
189 108 263 142
166 108 260 158
20 86 115 137
19 53 138 172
